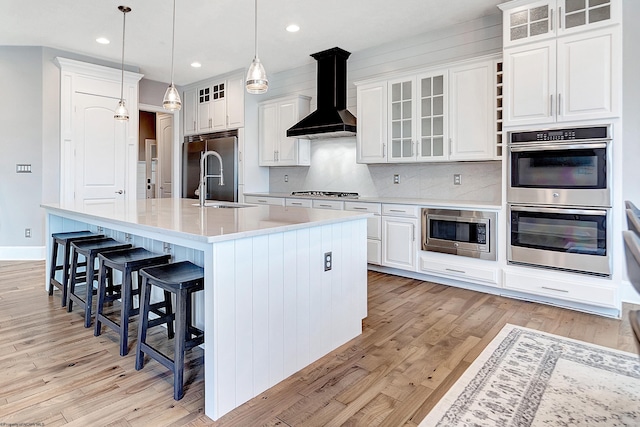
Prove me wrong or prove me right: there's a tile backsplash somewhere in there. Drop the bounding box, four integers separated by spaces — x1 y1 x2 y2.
269 138 502 204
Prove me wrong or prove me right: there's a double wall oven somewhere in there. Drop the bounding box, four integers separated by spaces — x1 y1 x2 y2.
507 126 612 276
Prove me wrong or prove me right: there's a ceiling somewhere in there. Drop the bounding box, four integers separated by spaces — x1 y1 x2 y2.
1 0 504 86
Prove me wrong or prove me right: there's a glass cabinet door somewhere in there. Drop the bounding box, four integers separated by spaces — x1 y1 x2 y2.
560 0 613 32
389 78 415 161
417 72 447 160
503 0 555 47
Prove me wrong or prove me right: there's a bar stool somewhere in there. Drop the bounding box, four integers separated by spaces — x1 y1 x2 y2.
48 231 103 307
67 238 132 327
135 261 204 400
94 247 172 356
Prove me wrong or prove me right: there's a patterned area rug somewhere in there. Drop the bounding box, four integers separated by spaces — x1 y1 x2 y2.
419 324 640 426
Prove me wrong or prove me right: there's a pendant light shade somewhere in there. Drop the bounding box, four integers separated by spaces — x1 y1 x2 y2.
115 5 131 121
163 0 182 111
246 0 268 94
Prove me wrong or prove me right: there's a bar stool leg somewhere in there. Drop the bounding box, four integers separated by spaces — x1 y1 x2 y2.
94 259 108 337
119 267 133 356
164 290 175 339
174 288 188 400
135 276 153 370
67 249 80 313
48 239 59 297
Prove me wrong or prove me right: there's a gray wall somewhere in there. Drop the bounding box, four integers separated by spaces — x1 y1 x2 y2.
0 47 44 248
266 13 503 203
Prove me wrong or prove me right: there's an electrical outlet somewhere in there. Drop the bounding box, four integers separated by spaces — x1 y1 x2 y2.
454 174 462 185
393 174 400 184
25 228 31 238
284 174 288 183
324 251 332 271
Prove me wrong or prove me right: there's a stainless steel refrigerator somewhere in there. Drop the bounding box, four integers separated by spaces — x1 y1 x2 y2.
183 131 238 202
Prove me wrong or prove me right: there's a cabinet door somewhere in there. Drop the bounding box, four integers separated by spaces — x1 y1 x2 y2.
382 216 418 271
197 86 213 133
558 0 617 36
258 103 278 166
556 28 617 122
183 88 197 136
449 61 493 161
416 72 448 161
502 0 555 47
388 77 416 162
277 100 299 165
356 82 387 163
226 75 245 129
211 82 227 131
504 41 556 126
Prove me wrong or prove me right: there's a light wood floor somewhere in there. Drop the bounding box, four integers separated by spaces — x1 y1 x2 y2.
1 260 638 426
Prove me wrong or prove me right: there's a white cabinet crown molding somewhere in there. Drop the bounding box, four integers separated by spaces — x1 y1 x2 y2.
55 57 144 84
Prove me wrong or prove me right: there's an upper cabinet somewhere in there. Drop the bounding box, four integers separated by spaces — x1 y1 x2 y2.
501 0 619 47
500 0 620 127
355 55 500 164
258 95 311 167
183 72 245 136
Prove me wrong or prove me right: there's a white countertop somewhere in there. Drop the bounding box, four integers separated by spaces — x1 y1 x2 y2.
41 198 369 244
244 192 502 210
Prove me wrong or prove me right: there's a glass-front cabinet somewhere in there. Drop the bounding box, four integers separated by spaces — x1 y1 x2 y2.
389 78 414 162
417 73 447 161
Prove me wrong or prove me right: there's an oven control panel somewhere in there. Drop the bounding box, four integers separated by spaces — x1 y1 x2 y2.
510 126 609 143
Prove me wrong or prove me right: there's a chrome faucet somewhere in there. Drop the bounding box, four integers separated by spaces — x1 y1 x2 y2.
199 150 225 206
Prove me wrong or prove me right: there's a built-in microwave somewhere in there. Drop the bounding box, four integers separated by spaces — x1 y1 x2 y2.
421 208 496 261
508 126 611 207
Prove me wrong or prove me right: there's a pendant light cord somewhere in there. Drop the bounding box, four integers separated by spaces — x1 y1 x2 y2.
170 0 176 85
254 0 258 59
120 8 126 101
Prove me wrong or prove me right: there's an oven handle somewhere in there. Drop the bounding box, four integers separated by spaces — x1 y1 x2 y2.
510 205 607 216
509 142 607 152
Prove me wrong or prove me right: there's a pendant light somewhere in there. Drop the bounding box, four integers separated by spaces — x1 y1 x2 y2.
114 5 131 121
163 0 182 111
246 0 268 94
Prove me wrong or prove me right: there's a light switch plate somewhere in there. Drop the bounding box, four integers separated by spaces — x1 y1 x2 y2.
16 164 32 173
454 174 462 185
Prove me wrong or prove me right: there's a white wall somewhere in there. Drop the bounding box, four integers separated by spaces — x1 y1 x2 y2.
265 13 503 202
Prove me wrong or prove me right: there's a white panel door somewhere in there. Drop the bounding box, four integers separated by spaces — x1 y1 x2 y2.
157 113 173 198
74 92 126 203
356 82 387 163
382 216 418 271
258 103 278 166
504 41 556 126
183 88 197 136
276 100 298 164
557 28 617 122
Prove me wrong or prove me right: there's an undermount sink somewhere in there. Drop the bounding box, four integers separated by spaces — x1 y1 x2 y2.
192 202 256 209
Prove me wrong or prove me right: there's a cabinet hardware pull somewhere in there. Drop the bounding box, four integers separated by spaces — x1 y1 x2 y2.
558 93 562 116
319 204 332 208
383 143 386 158
449 138 452 156
445 268 466 274
389 209 405 213
193 121 196 130
291 202 302 205
550 94 553 117
559 7 562 29
412 224 415 241
550 8 554 31
258 199 267 203
541 286 569 293
353 207 367 210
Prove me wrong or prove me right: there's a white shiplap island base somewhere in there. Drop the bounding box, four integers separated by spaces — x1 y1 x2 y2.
41 198 369 420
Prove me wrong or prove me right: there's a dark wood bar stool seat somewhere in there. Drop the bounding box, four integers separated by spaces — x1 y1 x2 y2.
49 231 103 307
135 261 204 400
94 248 172 356
67 238 132 327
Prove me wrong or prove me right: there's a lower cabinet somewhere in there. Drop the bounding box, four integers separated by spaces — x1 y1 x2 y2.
244 195 285 206
345 201 382 265
419 254 499 285
381 204 419 271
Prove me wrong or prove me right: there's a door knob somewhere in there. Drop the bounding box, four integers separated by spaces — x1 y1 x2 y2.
115 190 124 194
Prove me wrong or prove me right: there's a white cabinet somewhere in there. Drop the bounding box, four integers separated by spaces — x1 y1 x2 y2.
449 60 495 161
182 73 245 136
183 88 198 136
344 202 382 265
244 195 285 206
311 200 344 210
500 0 618 47
259 95 311 167
285 198 312 208
381 204 419 271
355 55 500 164
356 81 387 163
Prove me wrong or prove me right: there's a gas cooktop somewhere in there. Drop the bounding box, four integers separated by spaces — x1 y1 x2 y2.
291 191 359 199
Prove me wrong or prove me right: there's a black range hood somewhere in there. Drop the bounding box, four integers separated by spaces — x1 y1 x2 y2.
286 47 357 140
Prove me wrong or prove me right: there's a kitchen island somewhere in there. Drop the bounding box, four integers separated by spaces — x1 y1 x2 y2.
41 198 369 420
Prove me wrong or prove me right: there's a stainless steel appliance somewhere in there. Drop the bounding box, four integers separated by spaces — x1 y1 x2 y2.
421 208 496 261
290 191 359 199
508 205 611 276
508 126 611 207
183 131 238 202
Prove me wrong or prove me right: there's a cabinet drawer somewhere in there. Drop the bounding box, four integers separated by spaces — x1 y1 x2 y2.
420 257 498 284
367 239 382 265
504 270 617 308
312 200 344 210
382 204 419 217
344 201 382 214
285 198 312 208
244 196 285 206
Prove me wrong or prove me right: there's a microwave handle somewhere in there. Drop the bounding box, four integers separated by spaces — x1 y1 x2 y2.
510 205 607 216
509 142 607 152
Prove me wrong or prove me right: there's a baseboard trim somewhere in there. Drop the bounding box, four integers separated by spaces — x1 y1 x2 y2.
0 246 46 261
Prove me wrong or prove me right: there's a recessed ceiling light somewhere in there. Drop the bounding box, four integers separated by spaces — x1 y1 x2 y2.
191 62 202 68
286 24 300 33
96 37 110 45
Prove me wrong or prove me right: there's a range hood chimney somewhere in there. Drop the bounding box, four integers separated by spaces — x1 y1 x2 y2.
286 47 357 140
